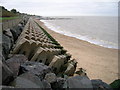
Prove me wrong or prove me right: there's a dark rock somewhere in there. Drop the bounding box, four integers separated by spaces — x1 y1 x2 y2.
18 23 23 29
6 54 28 77
19 21 25 27
0 61 2 85
51 77 66 89
67 76 93 88
10 72 44 88
10 29 18 42
56 77 66 88
2 34 12 59
16 24 23 35
42 80 51 88
20 61 52 80
2 61 14 85
12 24 23 39
7 54 14 59
91 79 112 90
1 85 14 89
0 85 15 90
0 43 3 61
0 51 5 62
2 55 5 62
44 73 57 83
3 29 13 39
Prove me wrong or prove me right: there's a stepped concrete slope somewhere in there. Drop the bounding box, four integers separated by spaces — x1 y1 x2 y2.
1 17 112 89
11 18 77 75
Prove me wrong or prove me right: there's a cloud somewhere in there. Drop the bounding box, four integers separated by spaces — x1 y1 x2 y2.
1 0 119 3
0 0 118 16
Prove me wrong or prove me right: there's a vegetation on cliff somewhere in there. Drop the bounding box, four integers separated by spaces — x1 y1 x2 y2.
0 6 20 17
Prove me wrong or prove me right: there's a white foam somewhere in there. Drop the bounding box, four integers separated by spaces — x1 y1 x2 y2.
40 20 118 49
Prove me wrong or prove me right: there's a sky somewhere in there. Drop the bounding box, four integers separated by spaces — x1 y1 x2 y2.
0 0 119 16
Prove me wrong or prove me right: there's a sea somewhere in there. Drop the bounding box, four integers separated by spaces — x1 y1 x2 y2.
40 16 118 49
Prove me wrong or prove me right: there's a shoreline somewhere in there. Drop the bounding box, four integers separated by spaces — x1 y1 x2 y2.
35 19 119 84
40 19 118 49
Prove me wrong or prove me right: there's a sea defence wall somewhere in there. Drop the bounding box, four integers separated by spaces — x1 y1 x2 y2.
2 16 29 59
1 17 112 89
2 16 28 30
11 18 77 76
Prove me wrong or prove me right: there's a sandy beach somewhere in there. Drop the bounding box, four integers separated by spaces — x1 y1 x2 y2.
35 19 119 84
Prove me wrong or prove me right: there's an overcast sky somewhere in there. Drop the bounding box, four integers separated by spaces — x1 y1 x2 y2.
0 0 119 16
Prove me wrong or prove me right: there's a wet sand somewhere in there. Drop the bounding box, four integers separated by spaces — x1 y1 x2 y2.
35 19 119 84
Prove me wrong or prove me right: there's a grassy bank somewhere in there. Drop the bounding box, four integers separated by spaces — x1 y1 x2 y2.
0 16 20 20
0 16 21 23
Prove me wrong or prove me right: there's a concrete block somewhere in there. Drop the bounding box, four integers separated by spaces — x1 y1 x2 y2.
49 55 65 73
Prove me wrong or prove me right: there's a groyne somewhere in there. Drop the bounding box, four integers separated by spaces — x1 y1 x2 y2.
1 16 112 89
